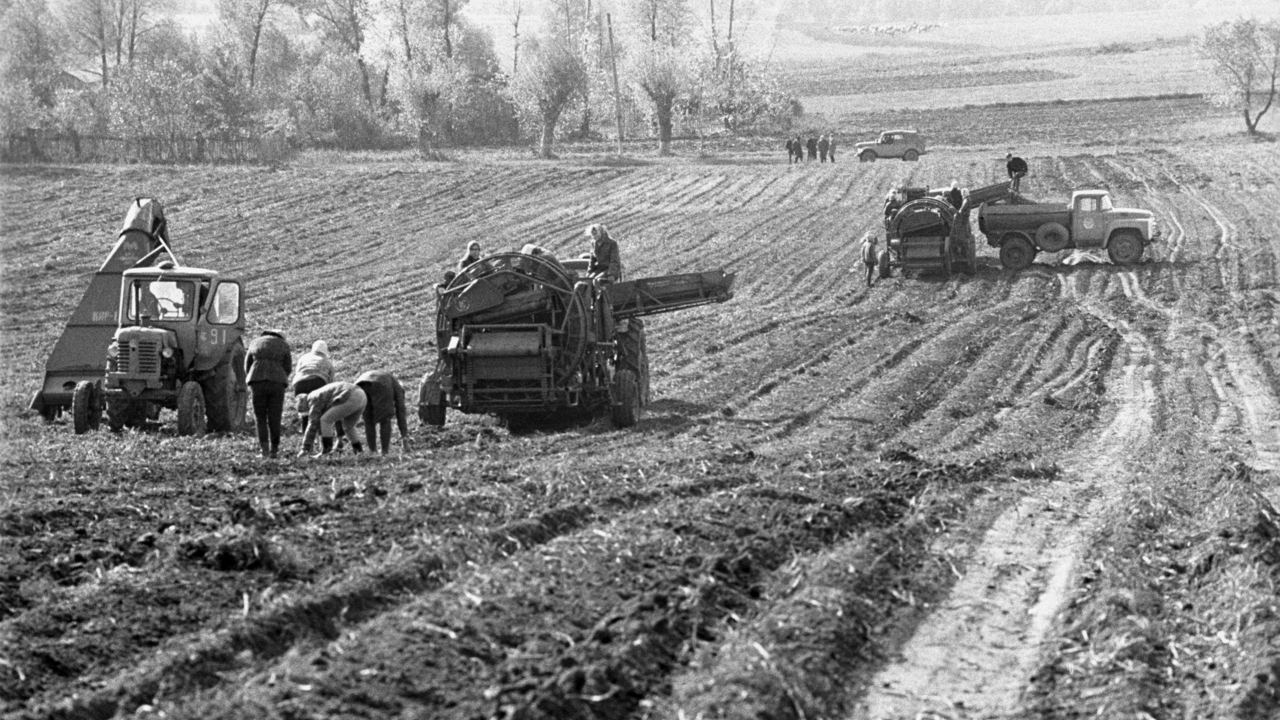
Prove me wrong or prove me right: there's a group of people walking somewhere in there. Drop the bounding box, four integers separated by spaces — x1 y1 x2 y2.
786 134 838 164
244 334 410 459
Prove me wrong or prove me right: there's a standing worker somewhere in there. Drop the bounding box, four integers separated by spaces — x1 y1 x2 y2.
828 134 837 163
585 224 623 282
946 180 964 209
298 381 367 457
818 135 830 163
355 370 411 455
785 138 795 164
806 136 818 161
860 234 881 287
291 340 334 433
245 329 292 458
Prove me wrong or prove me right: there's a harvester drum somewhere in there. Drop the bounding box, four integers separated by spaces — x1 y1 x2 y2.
419 250 734 428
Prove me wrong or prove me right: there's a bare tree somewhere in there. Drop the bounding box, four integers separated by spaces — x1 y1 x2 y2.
512 39 585 158
1201 18 1280 135
505 0 524 77
217 0 285 90
58 0 113 87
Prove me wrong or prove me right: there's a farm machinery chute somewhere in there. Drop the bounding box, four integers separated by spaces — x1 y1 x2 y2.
878 181 1016 280
33 198 248 436
418 250 735 428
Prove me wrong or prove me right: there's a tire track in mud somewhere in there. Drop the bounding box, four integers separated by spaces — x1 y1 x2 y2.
855 294 1159 719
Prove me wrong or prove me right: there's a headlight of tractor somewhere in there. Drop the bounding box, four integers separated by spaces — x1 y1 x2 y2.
107 344 118 358
161 347 174 359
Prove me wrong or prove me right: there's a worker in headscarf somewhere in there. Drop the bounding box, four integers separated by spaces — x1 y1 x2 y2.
298 381 366 457
585 224 623 282
355 370 411 455
947 180 964 209
860 234 881 287
245 329 292 458
291 340 334 433
457 241 483 273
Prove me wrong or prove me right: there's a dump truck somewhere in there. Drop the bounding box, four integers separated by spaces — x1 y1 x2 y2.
978 188 1160 270
33 198 248 436
418 250 735 429
877 181 1016 279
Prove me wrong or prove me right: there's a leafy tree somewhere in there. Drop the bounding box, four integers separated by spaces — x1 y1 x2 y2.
305 0 378 110
627 0 694 155
2 0 64 107
511 38 585 158
216 0 290 90
54 0 169 88
1201 18 1280 135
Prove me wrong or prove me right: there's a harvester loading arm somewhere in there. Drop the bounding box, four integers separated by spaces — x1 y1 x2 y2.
30 198 178 419
606 270 736 320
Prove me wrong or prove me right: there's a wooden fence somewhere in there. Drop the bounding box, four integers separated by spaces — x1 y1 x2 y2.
1 131 286 165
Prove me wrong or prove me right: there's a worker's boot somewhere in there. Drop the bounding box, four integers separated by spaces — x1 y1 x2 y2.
259 440 271 458
269 442 279 459
320 437 335 455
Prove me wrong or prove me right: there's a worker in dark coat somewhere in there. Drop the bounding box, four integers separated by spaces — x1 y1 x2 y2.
1006 153 1028 190
585 223 622 282
806 136 818 161
828 134 837 162
355 370 411 455
785 138 795 163
245 329 292 458
946 180 964 210
792 137 804 163
818 135 830 162
299 381 367 457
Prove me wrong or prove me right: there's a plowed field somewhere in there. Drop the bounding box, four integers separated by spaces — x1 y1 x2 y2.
3 141 1280 719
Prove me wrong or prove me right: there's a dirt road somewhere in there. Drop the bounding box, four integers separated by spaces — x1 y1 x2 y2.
2 143 1279 719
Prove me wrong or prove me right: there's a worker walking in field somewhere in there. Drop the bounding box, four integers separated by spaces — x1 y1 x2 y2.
298 381 367 457
585 224 623 282
291 340 335 433
355 370 411 455
860 234 880 287
245 329 292 458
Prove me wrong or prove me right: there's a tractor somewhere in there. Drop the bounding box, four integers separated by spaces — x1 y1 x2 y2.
34 198 248 436
419 248 735 429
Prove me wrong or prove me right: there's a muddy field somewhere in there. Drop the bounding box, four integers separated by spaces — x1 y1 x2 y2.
3 129 1280 719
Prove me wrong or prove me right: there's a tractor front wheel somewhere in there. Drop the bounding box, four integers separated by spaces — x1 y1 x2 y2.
177 381 207 437
71 381 101 434
611 369 641 428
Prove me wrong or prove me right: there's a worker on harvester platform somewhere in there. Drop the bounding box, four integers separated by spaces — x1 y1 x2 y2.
298 381 366 457
457 241 483 273
585 224 622 282
355 370 411 455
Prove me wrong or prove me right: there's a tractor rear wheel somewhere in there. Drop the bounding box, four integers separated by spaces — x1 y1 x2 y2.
1107 230 1144 265
421 400 446 427
878 248 892 279
999 234 1036 271
71 381 101 434
177 381 207 436
202 344 246 433
107 399 147 431
616 319 650 406
610 369 641 428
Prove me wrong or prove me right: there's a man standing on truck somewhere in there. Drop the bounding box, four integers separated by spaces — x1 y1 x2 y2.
1006 152 1028 191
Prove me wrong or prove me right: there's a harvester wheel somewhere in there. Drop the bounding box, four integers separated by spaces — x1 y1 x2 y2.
611 369 641 428
965 236 977 274
107 399 147 431
999 235 1036 271
1107 230 1144 265
71 381 101 434
616 318 650 405
859 150 877 163
177 381 207 437
877 249 892 279
942 237 954 278
903 149 919 162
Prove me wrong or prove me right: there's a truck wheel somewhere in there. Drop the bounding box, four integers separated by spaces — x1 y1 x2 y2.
859 150 877 163
72 381 101 435
177 380 207 437
1107 230 1144 265
878 248 892 279
903 149 919 162
999 235 1036 271
107 399 147 431
1035 222 1070 253
610 369 641 428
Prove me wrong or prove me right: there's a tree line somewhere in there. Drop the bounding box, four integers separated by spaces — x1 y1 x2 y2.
0 0 801 159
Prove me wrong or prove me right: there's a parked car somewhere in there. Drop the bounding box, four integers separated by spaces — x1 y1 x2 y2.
856 130 926 162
